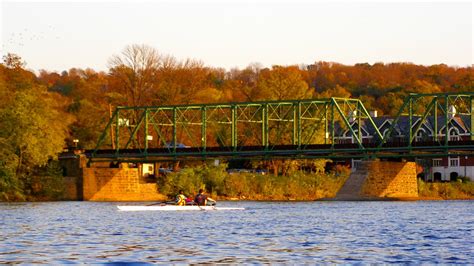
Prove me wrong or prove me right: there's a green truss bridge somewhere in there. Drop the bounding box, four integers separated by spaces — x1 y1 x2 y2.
88 92 474 162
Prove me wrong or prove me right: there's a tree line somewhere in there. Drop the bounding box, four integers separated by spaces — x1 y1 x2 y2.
0 44 472 200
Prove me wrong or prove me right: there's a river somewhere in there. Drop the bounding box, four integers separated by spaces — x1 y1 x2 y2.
0 201 473 264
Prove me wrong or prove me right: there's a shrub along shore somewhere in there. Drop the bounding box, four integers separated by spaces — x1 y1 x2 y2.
417 179 474 200
158 164 474 201
157 164 350 201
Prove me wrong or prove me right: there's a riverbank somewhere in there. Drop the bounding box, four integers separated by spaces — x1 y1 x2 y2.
158 165 474 201
3 166 474 201
214 181 474 201
417 180 474 200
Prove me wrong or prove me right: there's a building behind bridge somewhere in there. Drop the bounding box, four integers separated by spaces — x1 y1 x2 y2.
333 112 473 182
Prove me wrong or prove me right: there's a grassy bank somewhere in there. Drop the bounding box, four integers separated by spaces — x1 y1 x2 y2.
157 164 350 201
158 164 474 201
418 179 474 200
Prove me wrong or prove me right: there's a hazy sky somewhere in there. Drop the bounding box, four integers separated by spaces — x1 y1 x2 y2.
1 1 472 73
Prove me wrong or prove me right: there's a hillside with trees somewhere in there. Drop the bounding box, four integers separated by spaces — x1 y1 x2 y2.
0 44 472 200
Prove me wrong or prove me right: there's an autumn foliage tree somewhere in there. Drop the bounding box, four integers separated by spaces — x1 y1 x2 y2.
108 44 162 107
257 65 312 101
1 44 472 201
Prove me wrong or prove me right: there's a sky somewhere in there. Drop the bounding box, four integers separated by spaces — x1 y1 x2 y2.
1 0 472 73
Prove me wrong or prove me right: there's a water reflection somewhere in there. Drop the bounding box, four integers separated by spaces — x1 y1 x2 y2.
0 201 473 263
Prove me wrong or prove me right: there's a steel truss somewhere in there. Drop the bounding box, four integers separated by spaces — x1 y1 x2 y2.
89 92 474 162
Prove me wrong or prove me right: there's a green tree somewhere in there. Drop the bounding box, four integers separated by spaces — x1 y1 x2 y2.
0 61 73 200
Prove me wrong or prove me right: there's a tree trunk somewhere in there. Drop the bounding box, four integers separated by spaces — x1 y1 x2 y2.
173 161 180 172
271 160 279 176
16 148 23 179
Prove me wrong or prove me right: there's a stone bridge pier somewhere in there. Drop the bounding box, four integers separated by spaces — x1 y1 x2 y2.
61 154 165 201
336 160 419 200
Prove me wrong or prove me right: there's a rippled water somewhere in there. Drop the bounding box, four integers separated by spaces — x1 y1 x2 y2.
1 201 473 264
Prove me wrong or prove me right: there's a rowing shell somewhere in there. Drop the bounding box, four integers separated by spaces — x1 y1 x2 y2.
117 205 245 211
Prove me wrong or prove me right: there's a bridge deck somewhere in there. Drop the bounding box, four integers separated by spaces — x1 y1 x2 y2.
84 140 474 162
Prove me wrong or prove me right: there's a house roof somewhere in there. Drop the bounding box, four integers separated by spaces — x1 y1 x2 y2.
333 114 472 137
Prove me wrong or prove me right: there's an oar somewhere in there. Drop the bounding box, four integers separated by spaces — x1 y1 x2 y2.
209 200 217 209
147 201 172 206
198 201 217 210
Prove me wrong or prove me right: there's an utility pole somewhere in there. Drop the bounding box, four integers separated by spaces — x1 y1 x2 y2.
109 104 115 149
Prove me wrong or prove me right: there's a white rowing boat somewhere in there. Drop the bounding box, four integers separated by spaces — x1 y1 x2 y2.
117 205 245 211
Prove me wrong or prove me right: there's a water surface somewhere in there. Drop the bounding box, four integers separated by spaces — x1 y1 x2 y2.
1 201 473 263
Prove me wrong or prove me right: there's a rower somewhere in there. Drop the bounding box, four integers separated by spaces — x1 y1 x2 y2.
175 190 186 206
185 195 194 205
194 189 216 206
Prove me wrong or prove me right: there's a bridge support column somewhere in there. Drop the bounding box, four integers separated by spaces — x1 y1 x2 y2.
60 153 86 200
81 162 166 201
336 160 419 200
61 154 166 201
